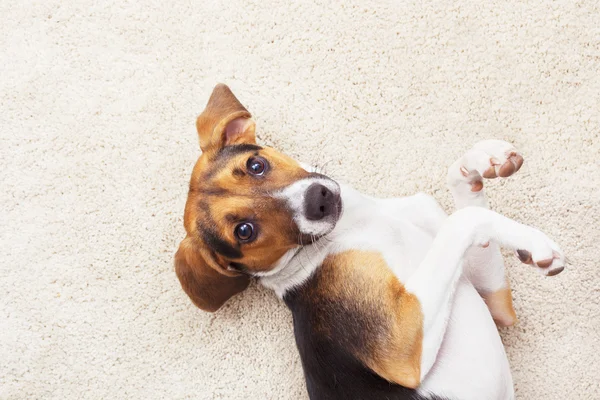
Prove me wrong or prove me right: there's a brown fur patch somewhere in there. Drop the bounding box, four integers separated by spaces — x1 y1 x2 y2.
310 250 424 388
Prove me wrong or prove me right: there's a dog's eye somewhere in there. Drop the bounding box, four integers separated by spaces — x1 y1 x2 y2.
235 222 255 242
247 157 267 176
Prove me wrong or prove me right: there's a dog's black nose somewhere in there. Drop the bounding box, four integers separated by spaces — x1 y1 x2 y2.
304 183 337 221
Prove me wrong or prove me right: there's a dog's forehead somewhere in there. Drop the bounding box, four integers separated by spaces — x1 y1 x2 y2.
197 144 262 182
194 145 307 193
215 143 263 161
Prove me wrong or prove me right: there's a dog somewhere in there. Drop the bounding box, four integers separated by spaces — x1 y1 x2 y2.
174 84 566 400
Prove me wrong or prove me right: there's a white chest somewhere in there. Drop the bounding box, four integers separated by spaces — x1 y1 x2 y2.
329 200 435 283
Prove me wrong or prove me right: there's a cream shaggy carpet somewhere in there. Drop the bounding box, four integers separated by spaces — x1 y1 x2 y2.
1 0 599 399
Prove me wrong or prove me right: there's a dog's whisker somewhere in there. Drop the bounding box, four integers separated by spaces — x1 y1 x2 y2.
317 159 334 175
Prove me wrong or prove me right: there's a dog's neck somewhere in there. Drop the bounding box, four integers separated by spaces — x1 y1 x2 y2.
259 184 375 297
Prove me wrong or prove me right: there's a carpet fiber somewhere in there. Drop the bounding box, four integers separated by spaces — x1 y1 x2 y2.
1 1 599 399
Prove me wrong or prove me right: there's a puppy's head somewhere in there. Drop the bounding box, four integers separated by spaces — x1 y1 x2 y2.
175 84 341 312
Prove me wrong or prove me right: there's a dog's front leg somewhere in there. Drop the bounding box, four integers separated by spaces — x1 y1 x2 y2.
405 206 565 382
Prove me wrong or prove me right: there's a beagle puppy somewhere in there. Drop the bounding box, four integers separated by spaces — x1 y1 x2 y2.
175 84 566 400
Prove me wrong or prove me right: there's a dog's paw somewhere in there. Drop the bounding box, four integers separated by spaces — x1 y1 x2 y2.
455 140 524 192
514 232 566 277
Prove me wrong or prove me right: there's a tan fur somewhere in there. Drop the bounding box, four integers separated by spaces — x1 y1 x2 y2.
483 282 518 328
317 251 424 389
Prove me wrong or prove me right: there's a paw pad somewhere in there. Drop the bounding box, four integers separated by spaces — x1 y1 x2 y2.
470 180 484 192
515 249 565 276
547 266 565 276
483 152 524 179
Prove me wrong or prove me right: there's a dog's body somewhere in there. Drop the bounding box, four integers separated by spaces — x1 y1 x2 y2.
175 85 565 400
264 187 515 400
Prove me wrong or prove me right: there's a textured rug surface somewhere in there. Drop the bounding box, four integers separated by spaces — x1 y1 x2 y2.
1 1 599 399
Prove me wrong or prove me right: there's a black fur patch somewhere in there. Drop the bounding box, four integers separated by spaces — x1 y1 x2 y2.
228 262 250 274
203 144 263 180
217 144 263 160
200 226 242 259
232 168 246 177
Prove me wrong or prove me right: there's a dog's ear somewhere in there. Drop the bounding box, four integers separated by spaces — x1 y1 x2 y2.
196 84 256 153
174 237 250 312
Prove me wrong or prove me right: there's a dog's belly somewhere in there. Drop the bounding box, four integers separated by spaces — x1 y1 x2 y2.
338 205 514 399
382 225 514 399
418 280 514 400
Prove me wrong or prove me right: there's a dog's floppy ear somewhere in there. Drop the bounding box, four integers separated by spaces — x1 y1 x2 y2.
196 84 256 153
174 237 250 312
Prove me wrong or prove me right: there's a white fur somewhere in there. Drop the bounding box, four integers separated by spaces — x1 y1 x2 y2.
259 245 331 298
259 140 565 400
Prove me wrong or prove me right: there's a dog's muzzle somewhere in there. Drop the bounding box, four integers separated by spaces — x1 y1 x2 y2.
304 183 340 221
275 174 342 238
